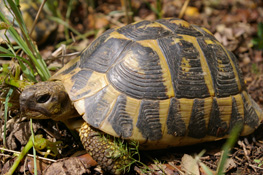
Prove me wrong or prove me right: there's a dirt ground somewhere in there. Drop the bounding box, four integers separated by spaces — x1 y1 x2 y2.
1 0 263 174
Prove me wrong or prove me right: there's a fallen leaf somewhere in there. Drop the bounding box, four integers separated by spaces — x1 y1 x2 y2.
44 157 91 175
254 50 263 62
224 158 237 173
95 14 110 29
27 157 49 175
77 153 98 167
181 154 200 175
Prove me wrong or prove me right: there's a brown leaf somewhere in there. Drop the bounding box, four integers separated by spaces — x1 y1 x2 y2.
27 157 49 175
181 154 200 175
2 158 17 174
77 153 98 167
44 157 91 175
95 14 110 29
254 50 263 63
224 158 237 173
163 163 180 175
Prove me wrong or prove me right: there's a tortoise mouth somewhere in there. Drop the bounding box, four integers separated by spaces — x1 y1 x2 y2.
21 109 52 120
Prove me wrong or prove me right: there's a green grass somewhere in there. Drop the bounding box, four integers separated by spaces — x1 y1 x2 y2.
0 1 52 174
0 0 50 82
143 0 163 19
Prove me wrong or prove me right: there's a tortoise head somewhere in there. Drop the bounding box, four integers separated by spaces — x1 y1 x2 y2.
20 81 77 121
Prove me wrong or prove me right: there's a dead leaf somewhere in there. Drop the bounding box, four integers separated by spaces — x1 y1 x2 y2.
44 157 91 175
254 50 263 62
163 163 181 175
3 120 40 150
2 158 17 174
224 158 237 173
77 153 97 167
181 154 200 175
95 14 110 29
27 157 49 175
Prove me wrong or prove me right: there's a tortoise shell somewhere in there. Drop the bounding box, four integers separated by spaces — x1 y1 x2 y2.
51 18 263 149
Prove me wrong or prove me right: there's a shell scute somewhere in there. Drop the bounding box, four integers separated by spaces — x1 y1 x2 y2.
166 98 186 137
107 94 133 138
207 98 228 137
80 32 131 73
117 20 173 41
158 36 210 98
242 92 260 129
136 100 163 141
156 18 203 37
70 69 93 92
187 99 206 138
107 41 169 100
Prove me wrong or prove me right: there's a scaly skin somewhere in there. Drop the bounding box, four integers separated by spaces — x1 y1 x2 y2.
79 122 133 174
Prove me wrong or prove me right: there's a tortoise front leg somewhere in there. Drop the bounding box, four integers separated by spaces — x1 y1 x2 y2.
79 122 134 174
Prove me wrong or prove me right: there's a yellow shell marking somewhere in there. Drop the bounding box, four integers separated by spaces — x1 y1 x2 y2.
106 29 130 41
125 96 143 141
171 37 181 45
178 98 194 130
122 51 142 74
137 40 175 98
216 96 232 126
159 99 171 138
204 39 214 45
180 35 215 96
169 19 190 28
71 71 108 101
51 56 80 80
95 85 121 137
234 94 245 118
138 21 172 32
181 57 191 72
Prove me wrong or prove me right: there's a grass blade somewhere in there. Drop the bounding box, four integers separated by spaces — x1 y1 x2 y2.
216 124 242 174
3 88 14 147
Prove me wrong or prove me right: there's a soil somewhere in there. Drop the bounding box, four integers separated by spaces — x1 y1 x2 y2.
1 0 263 174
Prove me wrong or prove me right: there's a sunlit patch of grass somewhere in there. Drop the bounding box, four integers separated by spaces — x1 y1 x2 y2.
0 0 50 81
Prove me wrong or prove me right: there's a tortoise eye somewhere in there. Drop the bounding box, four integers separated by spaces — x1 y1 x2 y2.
36 94 51 103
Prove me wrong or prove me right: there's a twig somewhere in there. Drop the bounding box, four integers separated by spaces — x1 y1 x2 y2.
240 141 251 162
249 163 263 170
179 0 191 19
0 147 57 162
168 162 184 175
29 0 47 37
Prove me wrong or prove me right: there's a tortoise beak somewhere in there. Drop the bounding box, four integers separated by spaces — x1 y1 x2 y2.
19 90 32 114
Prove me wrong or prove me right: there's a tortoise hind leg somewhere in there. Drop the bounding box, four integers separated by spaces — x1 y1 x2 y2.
79 122 133 174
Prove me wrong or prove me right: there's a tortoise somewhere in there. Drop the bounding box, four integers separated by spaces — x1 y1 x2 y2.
20 18 263 174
